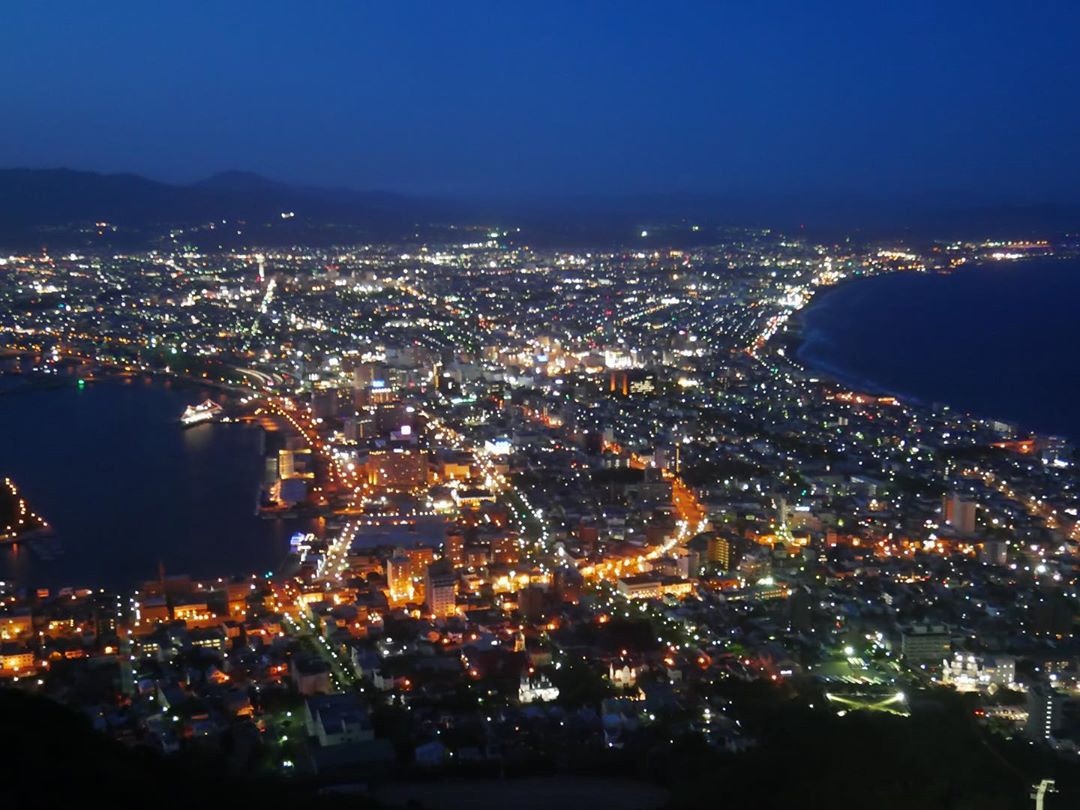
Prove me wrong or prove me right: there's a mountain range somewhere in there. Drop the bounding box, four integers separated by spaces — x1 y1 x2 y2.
1 167 1078 248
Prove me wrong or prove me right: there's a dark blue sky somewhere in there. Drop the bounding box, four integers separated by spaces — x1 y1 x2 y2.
5 2 1079 199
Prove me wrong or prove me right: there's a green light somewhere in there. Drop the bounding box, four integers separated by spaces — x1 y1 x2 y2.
77 379 86 389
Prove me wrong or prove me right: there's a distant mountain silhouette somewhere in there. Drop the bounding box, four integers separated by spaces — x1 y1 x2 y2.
0 167 1078 248
192 169 296 193
0 168 438 243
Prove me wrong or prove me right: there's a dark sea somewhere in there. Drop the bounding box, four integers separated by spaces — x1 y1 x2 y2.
797 257 1080 440
0 377 317 592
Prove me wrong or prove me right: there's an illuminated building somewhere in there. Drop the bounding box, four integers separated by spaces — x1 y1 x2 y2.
0 610 32 641
135 596 170 627
617 575 696 600
662 578 694 598
491 532 520 566
435 450 473 481
173 599 215 626
406 547 436 571
444 529 466 569
942 652 1017 691
279 449 315 480
424 559 457 617
617 575 662 600
900 624 951 664
454 486 496 508
464 546 490 569
483 437 512 456
708 534 735 569
519 673 560 704
386 547 413 602
0 642 35 674
608 370 657 398
366 448 428 489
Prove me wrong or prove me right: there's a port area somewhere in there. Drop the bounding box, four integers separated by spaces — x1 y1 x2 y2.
0 477 51 545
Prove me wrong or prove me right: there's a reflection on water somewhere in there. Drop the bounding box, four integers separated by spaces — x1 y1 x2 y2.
0 377 318 591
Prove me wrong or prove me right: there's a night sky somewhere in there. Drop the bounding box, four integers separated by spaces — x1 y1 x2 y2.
4 2 1079 199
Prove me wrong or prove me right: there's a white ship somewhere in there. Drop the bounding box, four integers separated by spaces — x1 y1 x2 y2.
180 399 224 427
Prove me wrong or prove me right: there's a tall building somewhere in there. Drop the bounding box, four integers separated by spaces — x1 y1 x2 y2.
943 494 977 535
1025 683 1065 742
707 534 736 570
424 559 457 618
386 547 413 603
444 529 466 569
491 532 520 566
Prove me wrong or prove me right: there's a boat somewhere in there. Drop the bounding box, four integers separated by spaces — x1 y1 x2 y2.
180 399 224 427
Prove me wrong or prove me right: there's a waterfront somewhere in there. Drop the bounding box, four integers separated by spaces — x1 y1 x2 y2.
797 257 1080 440
0 377 314 591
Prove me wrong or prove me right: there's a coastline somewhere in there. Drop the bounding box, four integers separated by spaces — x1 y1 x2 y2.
0 347 260 400
783 273 913 398
782 257 1080 440
0 378 297 592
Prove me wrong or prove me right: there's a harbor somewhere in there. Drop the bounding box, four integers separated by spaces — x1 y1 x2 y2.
0 377 317 590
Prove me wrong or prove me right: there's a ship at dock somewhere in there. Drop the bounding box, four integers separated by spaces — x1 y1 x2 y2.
180 399 224 427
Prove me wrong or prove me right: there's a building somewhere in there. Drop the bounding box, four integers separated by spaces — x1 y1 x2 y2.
491 532 520 566
0 609 32 641
444 529 466 569
435 451 473 482
173 599 211 623
386 547 413 603
293 657 332 695
616 575 694 600
1024 683 1065 742
454 487 496 508
366 448 428 489
943 494 977 535
689 531 737 571
304 693 375 746
941 652 1017 691
617 575 662 600
901 625 951 664
0 642 35 674
708 534 736 569
406 546 437 571
519 673 560 704
424 559 457 618
279 449 314 481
